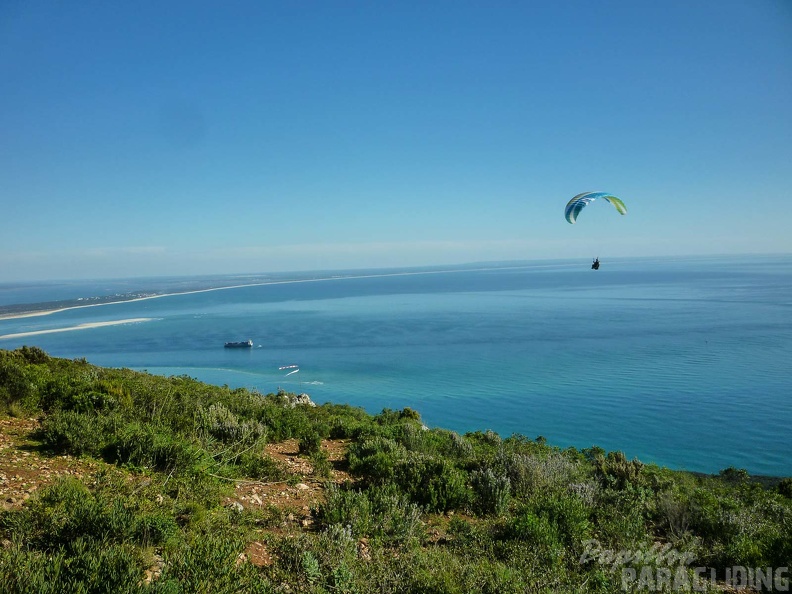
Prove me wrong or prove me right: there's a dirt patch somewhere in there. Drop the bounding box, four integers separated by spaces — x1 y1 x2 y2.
226 438 353 566
225 438 352 516
241 540 274 567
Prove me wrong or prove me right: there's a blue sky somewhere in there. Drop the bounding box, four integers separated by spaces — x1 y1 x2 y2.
1 1 790 281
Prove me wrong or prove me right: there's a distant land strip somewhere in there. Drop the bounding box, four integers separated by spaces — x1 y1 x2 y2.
0 318 154 340
0 263 558 321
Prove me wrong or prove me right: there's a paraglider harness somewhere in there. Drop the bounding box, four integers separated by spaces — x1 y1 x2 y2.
591 258 600 270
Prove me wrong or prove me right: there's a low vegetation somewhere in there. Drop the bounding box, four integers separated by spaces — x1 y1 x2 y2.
1 346 790 592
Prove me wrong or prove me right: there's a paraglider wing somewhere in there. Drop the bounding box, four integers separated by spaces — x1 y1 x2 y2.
565 191 627 224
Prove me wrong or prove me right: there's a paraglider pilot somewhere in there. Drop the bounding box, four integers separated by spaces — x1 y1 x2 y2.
591 258 600 270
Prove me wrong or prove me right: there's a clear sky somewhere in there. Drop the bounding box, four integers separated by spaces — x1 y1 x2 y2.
1 1 790 281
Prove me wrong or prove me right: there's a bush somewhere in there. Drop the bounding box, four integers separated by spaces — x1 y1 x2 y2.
0 477 171 552
471 467 511 516
593 451 644 490
39 410 115 456
347 437 406 484
316 483 424 546
106 423 207 473
198 402 266 445
298 429 322 456
0 359 36 414
393 453 471 513
315 484 373 537
132 512 178 547
233 452 288 481
60 390 121 414
496 450 583 498
535 493 592 550
654 489 692 541
400 425 473 460
18 346 51 365
367 485 424 546
509 510 564 565
593 486 650 549
155 535 270 593
0 539 145 594
310 448 333 478
777 477 792 499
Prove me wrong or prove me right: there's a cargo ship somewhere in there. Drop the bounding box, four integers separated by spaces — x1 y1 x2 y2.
224 339 253 348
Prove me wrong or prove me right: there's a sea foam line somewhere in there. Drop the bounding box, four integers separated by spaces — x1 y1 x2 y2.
0 318 154 340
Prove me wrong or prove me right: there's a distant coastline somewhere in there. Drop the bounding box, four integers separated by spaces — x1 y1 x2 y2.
0 262 560 321
5 255 784 321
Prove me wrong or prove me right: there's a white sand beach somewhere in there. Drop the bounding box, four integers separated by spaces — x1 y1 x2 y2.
0 318 154 340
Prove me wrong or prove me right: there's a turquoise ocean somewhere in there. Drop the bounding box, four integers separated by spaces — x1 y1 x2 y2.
1 255 791 476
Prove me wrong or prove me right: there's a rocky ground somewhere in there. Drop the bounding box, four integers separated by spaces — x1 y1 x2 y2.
225 437 353 566
0 417 109 508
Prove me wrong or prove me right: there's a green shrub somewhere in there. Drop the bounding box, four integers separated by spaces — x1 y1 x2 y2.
255 398 312 441
654 489 692 541
233 452 288 481
367 484 425 546
465 429 502 448
496 450 583 498
39 410 115 456
298 429 322 456
0 358 38 414
58 389 120 414
509 510 564 564
40 374 95 412
593 451 644 490
719 466 750 484
777 477 792 499
301 550 322 585
471 467 511 516
316 484 373 536
535 492 592 550
329 417 362 439
347 437 406 483
593 486 650 549
106 422 207 473
400 425 473 460
310 448 333 478
18 346 51 365
317 483 424 546
0 538 145 594
154 535 270 593
132 512 178 547
198 402 266 445
687 486 790 569
393 453 471 513
0 478 167 552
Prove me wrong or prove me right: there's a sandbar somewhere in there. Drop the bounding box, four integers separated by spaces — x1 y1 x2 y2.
0 318 154 340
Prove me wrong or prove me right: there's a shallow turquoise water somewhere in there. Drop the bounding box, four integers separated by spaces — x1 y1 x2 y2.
2 255 791 475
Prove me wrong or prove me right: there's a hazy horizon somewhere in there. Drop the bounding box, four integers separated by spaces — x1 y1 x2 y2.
2 251 790 286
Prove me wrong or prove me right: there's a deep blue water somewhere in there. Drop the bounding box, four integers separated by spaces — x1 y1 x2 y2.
2 255 791 476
